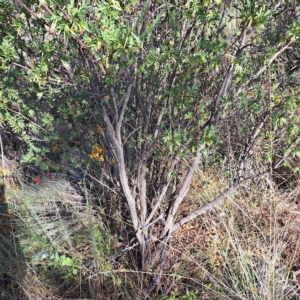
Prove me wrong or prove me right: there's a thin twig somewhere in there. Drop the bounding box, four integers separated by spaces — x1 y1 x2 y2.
78 168 117 194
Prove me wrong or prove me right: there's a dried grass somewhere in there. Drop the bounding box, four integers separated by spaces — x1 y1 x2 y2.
1 160 300 299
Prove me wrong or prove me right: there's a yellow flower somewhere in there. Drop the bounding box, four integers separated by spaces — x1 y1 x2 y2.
89 152 98 159
274 98 281 104
93 144 105 153
89 144 105 161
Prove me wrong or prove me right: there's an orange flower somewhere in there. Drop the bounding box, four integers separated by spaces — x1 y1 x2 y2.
94 125 106 135
51 144 58 153
94 125 101 135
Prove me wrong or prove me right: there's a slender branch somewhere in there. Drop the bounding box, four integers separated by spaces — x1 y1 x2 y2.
138 161 147 225
210 27 248 123
78 168 117 194
123 126 142 146
0 58 31 71
160 144 205 238
145 223 172 299
142 213 164 231
101 102 140 234
273 136 300 170
15 0 46 22
116 84 132 145
172 172 268 232
145 156 180 225
238 114 268 180
236 40 294 95
110 88 119 124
